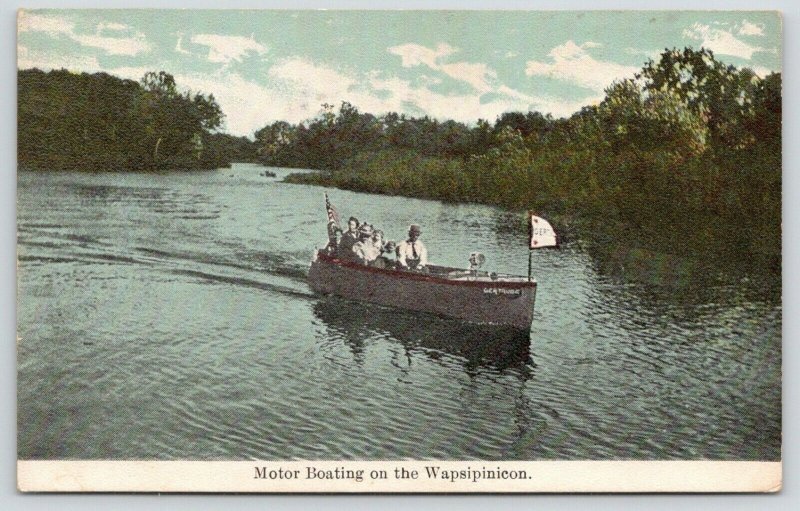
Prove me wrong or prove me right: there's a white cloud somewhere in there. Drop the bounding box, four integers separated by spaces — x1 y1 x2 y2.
175 34 192 55
525 40 639 92
71 32 149 56
18 11 150 56
738 21 764 36
269 57 593 129
624 47 661 60
439 61 497 93
496 84 531 102
417 74 443 86
683 22 764 59
97 21 130 32
190 34 267 63
368 74 481 120
18 17 595 138
389 42 456 69
236 53 596 136
531 94 602 119
22 44 557 137
388 42 496 93
109 63 363 136
171 73 275 135
81 65 280 136
748 65 776 78
18 45 100 73
269 58 356 92
105 66 152 82
18 12 73 35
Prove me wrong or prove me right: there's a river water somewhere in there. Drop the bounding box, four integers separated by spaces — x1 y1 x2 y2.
17 163 781 460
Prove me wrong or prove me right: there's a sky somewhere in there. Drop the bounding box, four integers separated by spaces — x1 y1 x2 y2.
17 10 782 138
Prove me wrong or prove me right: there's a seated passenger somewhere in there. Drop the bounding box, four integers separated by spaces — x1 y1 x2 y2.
369 230 394 268
396 224 428 270
352 224 380 264
371 229 386 253
376 245 397 269
336 216 360 259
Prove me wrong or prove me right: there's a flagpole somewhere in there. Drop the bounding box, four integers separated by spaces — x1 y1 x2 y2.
527 211 533 282
528 250 533 282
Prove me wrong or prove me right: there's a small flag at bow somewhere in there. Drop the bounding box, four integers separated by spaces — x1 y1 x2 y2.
529 213 558 249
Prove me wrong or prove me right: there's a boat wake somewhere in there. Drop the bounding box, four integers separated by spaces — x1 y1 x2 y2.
17 223 313 300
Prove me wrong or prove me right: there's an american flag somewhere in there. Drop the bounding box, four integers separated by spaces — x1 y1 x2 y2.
325 192 341 233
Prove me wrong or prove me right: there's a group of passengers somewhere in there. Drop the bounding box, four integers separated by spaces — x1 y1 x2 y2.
325 216 428 270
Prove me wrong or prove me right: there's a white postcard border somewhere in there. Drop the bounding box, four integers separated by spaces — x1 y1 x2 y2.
9 0 796 504
17 460 781 493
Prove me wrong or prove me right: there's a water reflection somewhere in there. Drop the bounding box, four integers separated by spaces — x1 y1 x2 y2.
312 298 533 374
586 240 781 305
480 201 780 303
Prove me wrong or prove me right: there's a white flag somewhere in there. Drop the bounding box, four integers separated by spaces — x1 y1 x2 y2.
529 213 558 249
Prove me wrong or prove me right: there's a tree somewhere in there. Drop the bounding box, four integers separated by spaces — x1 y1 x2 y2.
255 121 296 158
638 47 762 149
599 78 708 158
140 71 177 97
192 92 223 132
494 111 552 141
18 68 238 171
137 72 224 167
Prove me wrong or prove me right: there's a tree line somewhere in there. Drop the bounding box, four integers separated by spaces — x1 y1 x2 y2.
261 48 780 281
18 68 258 171
16 49 781 283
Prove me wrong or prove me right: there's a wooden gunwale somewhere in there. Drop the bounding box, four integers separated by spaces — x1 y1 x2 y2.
315 251 536 289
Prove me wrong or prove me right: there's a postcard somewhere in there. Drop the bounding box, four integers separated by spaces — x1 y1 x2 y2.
16 9 781 493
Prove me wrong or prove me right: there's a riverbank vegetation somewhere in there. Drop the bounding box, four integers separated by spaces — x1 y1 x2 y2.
263 48 780 282
18 68 258 171
16 49 781 286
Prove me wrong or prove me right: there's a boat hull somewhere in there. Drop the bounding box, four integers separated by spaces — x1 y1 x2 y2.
308 252 536 331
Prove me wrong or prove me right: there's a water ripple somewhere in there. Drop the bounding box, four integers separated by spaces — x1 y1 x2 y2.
17 165 781 461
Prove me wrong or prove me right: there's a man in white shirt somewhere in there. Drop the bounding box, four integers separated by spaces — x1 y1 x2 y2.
396 224 428 270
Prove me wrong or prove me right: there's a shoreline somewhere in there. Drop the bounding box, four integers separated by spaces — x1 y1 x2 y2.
16 161 263 174
283 170 781 296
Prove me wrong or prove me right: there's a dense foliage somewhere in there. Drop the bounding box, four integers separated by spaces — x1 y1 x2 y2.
267 48 781 279
16 48 781 284
18 69 257 171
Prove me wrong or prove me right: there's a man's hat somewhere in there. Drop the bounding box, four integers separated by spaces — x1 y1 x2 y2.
409 224 422 234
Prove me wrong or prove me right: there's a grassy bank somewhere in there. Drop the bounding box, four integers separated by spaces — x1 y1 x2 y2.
285 140 780 293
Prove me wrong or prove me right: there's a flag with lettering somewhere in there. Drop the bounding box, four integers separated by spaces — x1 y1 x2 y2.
529 213 558 249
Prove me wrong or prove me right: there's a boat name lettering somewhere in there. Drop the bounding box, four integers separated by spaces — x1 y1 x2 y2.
483 287 522 296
